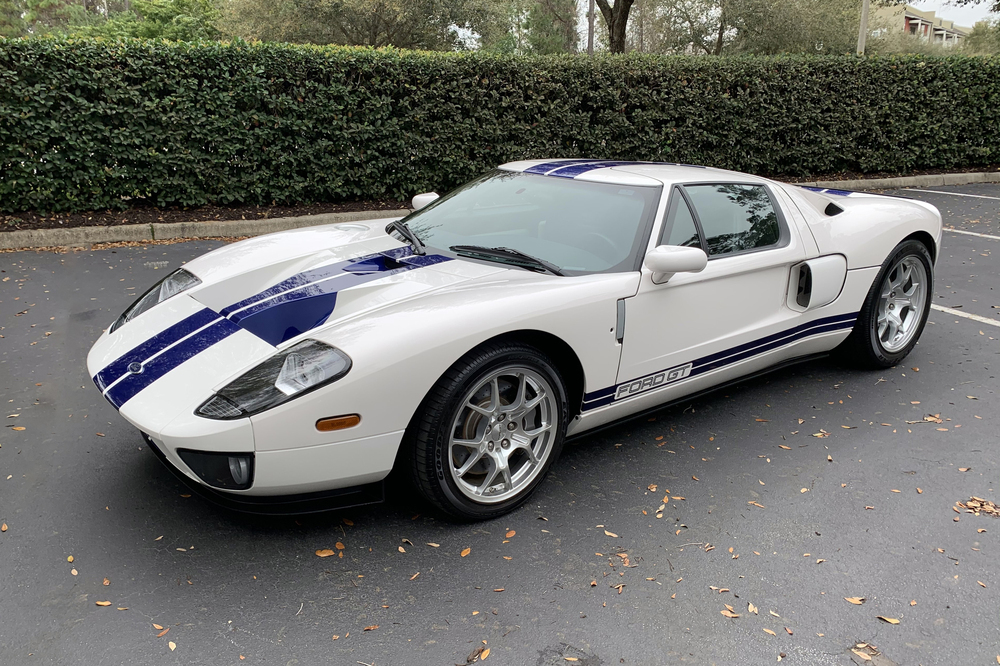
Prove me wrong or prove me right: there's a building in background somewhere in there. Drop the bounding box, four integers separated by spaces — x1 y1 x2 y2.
874 4 972 45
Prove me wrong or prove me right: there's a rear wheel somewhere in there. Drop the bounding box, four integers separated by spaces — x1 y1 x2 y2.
406 342 567 520
839 239 933 368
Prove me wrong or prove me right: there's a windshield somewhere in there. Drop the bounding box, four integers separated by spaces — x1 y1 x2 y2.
402 170 661 275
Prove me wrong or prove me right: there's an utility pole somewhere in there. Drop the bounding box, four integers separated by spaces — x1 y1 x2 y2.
588 0 595 55
856 0 870 55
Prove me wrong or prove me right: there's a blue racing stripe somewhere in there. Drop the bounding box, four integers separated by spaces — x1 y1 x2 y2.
581 313 858 411
523 159 599 175
103 318 241 409
546 161 646 178
93 308 221 392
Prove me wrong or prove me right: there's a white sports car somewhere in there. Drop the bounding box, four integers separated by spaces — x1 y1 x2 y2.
88 160 941 519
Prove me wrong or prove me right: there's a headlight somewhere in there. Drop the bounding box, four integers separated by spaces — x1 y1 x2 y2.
195 340 352 420
110 268 201 333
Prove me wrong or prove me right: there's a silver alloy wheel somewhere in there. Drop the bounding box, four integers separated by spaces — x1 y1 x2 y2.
447 366 557 504
875 255 928 353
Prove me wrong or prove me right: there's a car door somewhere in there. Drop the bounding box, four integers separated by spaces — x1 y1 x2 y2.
612 181 812 409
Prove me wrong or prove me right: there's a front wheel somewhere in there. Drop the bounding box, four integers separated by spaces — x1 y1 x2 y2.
839 239 933 368
406 342 568 520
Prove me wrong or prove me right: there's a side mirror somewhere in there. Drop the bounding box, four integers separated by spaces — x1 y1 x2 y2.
644 245 708 284
412 192 439 210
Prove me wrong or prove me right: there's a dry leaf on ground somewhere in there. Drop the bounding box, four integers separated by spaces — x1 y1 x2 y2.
95 601 111 606
168 642 176 651
845 597 865 605
461 547 472 557
315 549 335 558
877 616 900 625
763 628 776 636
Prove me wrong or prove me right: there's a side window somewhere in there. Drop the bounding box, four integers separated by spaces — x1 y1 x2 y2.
659 191 702 248
683 184 781 256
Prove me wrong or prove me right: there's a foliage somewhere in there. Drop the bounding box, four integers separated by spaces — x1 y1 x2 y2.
962 19 1000 54
216 0 491 50
1 39 999 213
71 0 220 40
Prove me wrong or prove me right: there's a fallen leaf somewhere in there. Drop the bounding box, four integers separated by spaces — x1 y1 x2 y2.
168 641 176 652
692 475 699 481
398 546 405 553
670 496 685 501
426 542 440 547
493 588 505 592
827 455 833 462
481 648 490 660
95 601 111 606
11 426 24 431
410 572 420 580
590 580 597 587
800 488 809 493
816 559 826 564
978 529 987 533
769 611 780 618
565 659 578 663
331 635 339 640
1 524 6 532
891 489 900 493
720 610 740 618
845 597 865 605
959 467 971 472
763 628 776 636
852 649 872 662
153 624 164 630
604 530 619 538
335 542 345 550
67 555 74 563
785 627 793 635
647 484 657 491
778 445 791 450
461 547 472 557
748 602 758 614
315 549 335 558
103 577 110 586
70 569 77 576
505 530 516 538
978 581 987 588
877 616 900 625
363 625 378 631
917 488 923 494
157 628 170 638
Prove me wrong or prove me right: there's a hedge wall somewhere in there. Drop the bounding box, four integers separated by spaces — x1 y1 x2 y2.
1 39 999 213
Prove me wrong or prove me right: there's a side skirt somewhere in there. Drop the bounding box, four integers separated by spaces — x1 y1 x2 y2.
566 352 831 443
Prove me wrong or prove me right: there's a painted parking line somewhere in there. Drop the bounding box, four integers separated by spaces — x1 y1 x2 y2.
943 228 1000 241
931 304 1000 328
904 188 1000 201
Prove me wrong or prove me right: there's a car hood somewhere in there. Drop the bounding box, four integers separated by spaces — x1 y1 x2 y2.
87 219 505 418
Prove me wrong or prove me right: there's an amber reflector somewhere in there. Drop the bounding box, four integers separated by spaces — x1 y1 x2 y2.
316 414 361 432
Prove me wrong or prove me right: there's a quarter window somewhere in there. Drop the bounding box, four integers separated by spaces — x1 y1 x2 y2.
660 191 702 248
682 184 781 256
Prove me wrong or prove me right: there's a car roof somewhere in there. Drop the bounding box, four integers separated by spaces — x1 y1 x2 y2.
499 159 771 188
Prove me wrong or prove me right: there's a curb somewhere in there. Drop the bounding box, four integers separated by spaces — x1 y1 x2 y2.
796 171 1000 191
3 171 1000 251
0 208 409 251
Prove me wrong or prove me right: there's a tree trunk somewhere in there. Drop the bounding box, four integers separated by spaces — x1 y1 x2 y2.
712 2 726 55
595 0 635 54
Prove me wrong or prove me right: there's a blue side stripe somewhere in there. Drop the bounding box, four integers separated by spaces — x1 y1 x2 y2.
581 313 858 411
103 318 241 409
93 308 221 392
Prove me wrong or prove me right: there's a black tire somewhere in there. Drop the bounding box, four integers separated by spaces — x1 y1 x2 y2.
405 341 568 521
838 239 933 368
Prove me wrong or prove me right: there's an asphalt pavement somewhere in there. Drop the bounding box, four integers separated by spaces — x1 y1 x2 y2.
1 185 998 666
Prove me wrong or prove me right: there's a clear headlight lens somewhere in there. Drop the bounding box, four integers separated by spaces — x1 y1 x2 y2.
195 340 352 420
110 268 201 333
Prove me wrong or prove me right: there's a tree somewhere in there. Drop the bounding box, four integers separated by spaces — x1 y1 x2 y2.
595 0 635 52
525 0 578 53
218 0 492 49
961 19 1000 54
71 0 221 40
0 0 27 37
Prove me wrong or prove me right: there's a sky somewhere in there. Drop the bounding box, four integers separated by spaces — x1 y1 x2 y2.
888 0 994 28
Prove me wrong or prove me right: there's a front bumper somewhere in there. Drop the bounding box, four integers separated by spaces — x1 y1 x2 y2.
141 432 386 514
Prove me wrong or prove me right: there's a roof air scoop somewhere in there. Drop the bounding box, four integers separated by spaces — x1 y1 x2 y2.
825 202 844 216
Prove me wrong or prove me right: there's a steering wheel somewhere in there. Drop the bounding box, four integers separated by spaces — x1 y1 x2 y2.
579 232 621 263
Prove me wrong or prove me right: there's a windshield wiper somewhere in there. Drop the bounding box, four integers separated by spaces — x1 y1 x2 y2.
386 219 426 256
449 245 564 276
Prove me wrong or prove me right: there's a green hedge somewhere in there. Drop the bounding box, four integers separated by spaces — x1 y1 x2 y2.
1 39 999 213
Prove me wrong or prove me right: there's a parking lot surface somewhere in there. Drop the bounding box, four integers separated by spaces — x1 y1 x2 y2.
1 184 998 665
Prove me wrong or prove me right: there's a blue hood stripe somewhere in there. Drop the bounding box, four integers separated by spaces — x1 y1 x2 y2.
94 245 450 408
103 317 241 409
